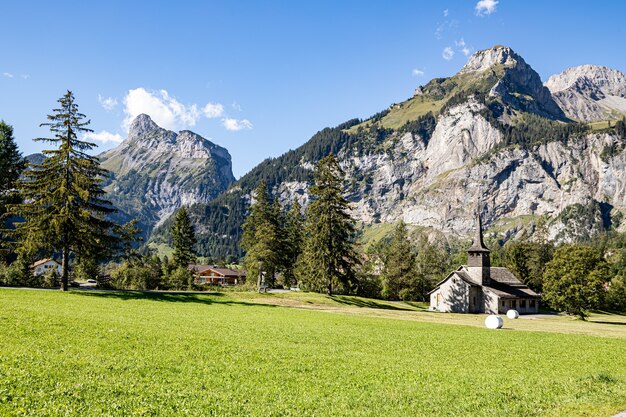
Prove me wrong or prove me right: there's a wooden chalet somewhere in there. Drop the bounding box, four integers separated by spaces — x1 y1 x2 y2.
189 265 246 286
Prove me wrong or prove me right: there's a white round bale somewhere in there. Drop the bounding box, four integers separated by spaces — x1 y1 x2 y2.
506 309 519 319
485 315 504 329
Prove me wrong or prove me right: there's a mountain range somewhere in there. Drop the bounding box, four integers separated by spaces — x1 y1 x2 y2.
29 45 626 259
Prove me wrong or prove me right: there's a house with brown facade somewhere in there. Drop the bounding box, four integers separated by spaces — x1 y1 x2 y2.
189 265 246 286
429 215 540 314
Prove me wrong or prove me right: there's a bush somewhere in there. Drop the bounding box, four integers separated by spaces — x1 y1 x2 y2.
606 276 626 311
0 261 37 287
110 261 160 290
166 266 194 291
42 269 59 288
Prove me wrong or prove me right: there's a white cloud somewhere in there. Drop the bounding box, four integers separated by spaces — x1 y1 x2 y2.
443 9 449 17
83 130 124 144
203 102 224 118
455 38 466 47
98 94 118 111
475 0 498 16
122 88 202 132
2 72 14 78
412 68 425 77
20 74 30 80
231 101 242 112
455 39 473 56
442 47 455 61
222 118 253 131
462 47 472 56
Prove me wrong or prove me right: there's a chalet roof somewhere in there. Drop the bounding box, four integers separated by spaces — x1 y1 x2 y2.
188 264 246 277
30 258 59 268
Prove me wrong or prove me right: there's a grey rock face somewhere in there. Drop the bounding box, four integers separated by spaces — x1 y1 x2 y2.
545 65 626 121
99 114 235 230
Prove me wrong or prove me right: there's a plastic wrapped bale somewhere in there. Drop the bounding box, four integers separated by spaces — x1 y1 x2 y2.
485 315 503 329
507 309 519 319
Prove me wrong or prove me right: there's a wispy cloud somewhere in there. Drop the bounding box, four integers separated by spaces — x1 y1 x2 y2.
98 94 118 112
84 130 124 144
443 9 449 17
222 118 253 131
2 72 14 78
412 68 425 77
455 38 473 56
231 101 242 112
475 0 498 16
442 47 455 61
203 102 224 118
20 74 29 80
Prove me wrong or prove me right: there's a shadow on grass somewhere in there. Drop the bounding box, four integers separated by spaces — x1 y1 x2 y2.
329 295 415 311
70 289 277 308
588 320 626 326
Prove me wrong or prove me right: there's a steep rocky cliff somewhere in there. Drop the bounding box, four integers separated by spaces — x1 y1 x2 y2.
151 46 626 258
546 65 626 122
99 114 235 232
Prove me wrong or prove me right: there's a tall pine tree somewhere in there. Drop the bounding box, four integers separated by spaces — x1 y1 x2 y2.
381 221 417 300
171 207 197 267
241 180 282 289
282 200 304 287
0 121 26 261
298 154 358 295
8 91 117 290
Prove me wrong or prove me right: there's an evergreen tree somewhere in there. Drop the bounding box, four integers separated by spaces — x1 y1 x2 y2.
8 91 117 290
381 221 417 300
0 121 26 261
414 235 449 300
282 200 304 287
241 180 282 289
543 245 611 320
117 219 143 263
298 154 358 295
171 207 197 268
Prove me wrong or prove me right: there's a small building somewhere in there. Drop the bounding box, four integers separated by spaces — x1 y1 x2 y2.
429 214 540 314
189 265 246 286
31 258 62 277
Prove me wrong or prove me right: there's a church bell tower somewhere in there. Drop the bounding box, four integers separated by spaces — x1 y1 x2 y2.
467 212 491 285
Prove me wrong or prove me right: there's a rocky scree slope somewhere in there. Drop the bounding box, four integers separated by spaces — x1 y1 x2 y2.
151 46 626 258
99 114 235 233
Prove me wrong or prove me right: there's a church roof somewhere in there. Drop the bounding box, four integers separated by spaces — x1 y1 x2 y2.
428 265 540 299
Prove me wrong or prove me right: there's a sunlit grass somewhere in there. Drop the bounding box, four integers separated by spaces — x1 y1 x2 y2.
0 289 624 416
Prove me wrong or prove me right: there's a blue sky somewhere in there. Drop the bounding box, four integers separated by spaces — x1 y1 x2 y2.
2 0 625 178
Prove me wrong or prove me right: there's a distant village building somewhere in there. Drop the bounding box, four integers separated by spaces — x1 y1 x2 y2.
31 258 62 277
429 215 540 314
189 265 246 286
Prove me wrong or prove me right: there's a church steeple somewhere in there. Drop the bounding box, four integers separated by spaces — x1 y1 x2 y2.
467 211 491 285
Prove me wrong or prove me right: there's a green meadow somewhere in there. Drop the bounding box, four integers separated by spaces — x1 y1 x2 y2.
0 289 625 416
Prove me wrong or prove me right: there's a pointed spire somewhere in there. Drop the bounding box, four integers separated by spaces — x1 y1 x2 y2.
468 208 490 252
469 215 490 252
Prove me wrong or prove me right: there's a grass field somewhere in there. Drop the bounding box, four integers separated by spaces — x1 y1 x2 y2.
1 289 625 416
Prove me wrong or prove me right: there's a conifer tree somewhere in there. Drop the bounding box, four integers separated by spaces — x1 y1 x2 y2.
8 91 117 290
381 221 417 300
117 219 143 263
241 180 282 289
282 200 304 287
171 207 197 268
298 154 358 295
0 121 26 260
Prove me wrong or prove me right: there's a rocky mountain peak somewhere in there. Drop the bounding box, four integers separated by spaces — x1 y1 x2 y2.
459 45 524 74
545 65 626 95
128 114 160 139
545 65 626 121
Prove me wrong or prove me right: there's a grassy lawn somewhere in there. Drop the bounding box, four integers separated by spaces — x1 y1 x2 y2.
0 289 625 416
